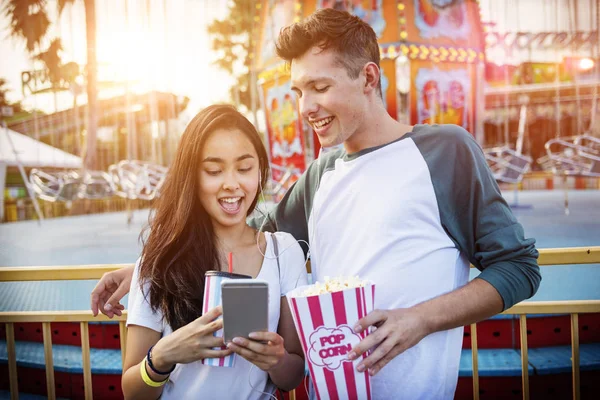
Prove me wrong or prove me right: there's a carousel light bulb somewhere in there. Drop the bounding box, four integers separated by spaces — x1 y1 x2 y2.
563 148 574 157
578 58 594 71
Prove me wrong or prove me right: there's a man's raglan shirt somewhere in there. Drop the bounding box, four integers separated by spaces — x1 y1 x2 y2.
249 124 541 399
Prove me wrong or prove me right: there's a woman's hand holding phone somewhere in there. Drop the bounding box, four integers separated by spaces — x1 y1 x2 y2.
226 331 286 371
151 306 233 369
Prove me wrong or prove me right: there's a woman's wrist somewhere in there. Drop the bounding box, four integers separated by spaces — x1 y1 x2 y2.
267 350 305 391
266 349 289 372
150 341 176 372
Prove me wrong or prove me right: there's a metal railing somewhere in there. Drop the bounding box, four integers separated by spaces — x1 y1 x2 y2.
470 246 600 400
0 312 127 400
0 265 130 400
1 246 599 400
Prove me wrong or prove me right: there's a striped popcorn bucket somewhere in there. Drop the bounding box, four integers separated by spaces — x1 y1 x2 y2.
287 283 375 400
201 271 250 367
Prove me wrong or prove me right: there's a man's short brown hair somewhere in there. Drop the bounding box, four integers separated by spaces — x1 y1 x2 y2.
276 8 382 96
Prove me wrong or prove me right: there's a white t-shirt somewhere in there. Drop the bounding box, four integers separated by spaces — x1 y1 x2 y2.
253 126 539 399
127 231 308 399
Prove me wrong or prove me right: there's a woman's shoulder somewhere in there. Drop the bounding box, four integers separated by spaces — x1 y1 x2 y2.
131 257 151 296
270 231 304 254
268 232 308 292
132 257 144 279
270 231 298 244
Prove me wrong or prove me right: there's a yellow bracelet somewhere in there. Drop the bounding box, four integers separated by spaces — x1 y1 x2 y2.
140 357 169 387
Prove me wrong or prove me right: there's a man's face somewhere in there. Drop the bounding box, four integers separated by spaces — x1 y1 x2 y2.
291 47 367 149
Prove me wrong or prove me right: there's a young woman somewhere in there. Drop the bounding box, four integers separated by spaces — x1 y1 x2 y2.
121 105 307 399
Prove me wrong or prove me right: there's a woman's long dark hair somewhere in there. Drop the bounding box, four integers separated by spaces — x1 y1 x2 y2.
139 105 269 331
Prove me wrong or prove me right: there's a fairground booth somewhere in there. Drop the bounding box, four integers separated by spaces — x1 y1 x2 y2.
252 0 486 189
252 0 599 195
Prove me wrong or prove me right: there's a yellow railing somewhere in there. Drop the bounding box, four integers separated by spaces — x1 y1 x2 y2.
3 197 150 223
0 266 130 400
0 312 126 400
471 246 600 400
466 301 600 400
1 246 599 400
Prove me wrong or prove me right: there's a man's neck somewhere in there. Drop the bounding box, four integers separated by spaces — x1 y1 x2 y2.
344 103 413 154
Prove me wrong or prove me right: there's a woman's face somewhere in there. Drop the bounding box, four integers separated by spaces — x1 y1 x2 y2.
198 128 261 230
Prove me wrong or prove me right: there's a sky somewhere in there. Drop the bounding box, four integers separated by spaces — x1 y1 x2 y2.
0 0 235 116
0 0 597 116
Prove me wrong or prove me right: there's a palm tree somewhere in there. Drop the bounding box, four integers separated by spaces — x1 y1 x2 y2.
33 37 63 146
3 0 50 52
33 38 63 88
2 0 98 170
0 78 10 107
1 76 30 118
81 0 98 171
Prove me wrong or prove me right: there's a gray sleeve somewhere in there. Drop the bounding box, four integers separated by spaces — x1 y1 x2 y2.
248 151 342 255
408 125 541 310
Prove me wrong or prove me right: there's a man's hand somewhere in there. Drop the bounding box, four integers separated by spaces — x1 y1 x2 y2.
348 308 430 376
348 279 505 376
90 265 134 317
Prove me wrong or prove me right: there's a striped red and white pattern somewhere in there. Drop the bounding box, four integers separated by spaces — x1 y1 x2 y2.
201 274 236 367
287 284 375 400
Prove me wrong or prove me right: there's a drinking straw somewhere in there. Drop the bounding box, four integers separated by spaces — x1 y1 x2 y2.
228 252 233 274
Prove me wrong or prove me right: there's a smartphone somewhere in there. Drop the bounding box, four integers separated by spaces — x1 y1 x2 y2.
221 279 269 343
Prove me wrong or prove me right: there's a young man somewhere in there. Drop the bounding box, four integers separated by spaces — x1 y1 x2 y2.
91 9 540 399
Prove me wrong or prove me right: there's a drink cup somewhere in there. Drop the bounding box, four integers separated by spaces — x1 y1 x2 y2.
201 270 250 367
